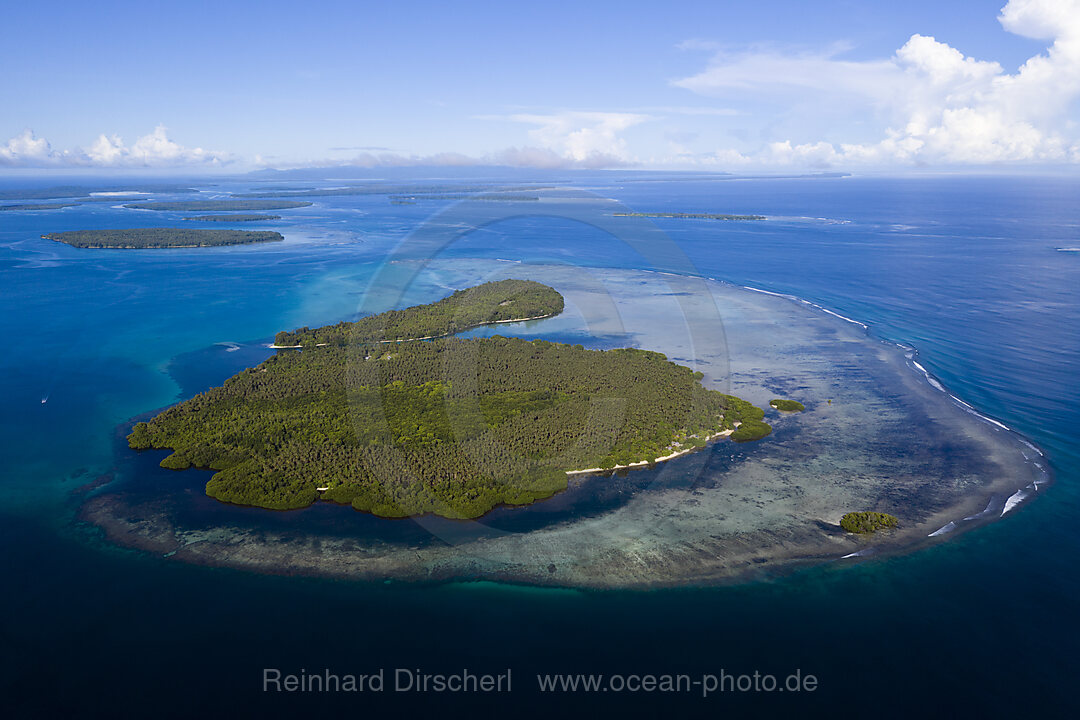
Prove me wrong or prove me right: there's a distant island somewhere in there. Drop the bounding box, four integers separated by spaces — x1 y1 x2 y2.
0 202 80 212
614 212 766 221
0 184 197 201
233 184 553 199
770 398 805 412
124 200 312 212
128 279 770 518
183 214 282 222
44 228 284 249
388 194 540 202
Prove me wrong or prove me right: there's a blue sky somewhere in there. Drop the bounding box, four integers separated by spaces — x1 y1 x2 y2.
2 0 1077 171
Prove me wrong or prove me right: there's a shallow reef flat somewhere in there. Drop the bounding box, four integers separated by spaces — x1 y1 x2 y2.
82 261 1046 587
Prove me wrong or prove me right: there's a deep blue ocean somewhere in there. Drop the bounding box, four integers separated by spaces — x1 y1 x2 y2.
1 174 1078 717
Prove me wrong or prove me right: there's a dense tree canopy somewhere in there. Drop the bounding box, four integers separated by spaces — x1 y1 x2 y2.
44 229 284 249
183 214 282 222
840 511 899 533
130 282 770 518
274 279 564 346
0 203 80 211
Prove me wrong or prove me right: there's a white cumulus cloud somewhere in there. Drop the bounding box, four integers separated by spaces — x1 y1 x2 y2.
0 125 231 167
0 130 54 165
673 0 1080 167
504 111 651 165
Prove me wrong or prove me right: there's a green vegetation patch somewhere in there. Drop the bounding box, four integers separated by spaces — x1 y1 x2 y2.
130 282 769 518
275 279 564 346
124 200 312 212
840 511 899 534
613 212 766 221
0 202 80 211
183 214 282 222
731 420 773 442
44 228 284 249
769 398 805 412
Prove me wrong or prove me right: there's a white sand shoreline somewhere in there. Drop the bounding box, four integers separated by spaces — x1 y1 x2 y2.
566 428 734 476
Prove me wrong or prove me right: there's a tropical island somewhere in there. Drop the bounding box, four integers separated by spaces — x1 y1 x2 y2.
183 214 282 222
770 398 805 412
43 229 284 249
613 212 766 221
840 511 899 534
123 200 312 212
0 202 80 211
127 279 771 518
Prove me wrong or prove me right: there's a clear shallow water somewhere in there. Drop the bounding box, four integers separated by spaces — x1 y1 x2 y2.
2 175 1079 716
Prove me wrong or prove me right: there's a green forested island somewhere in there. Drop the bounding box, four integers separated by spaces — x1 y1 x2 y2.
840 511 899 533
613 212 766 221
0 202 80 211
129 281 770 518
184 214 282 222
44 229 284 249
124 200 312 212
770 398 805 412
274 279 563 346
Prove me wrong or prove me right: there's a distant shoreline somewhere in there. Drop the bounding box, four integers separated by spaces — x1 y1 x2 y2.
613 212 766 221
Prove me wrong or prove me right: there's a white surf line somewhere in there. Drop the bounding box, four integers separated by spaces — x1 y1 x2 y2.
677 275 1022 444
740 284 869 330
1001 488 1027 516
964 498 997 521
906 355 1020 434
1001 482 1041 516
739 277 1051 523
928 521 957 537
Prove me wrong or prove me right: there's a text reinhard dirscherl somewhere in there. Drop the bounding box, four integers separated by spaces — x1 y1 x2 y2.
262 668 819 697
263 668 511 694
